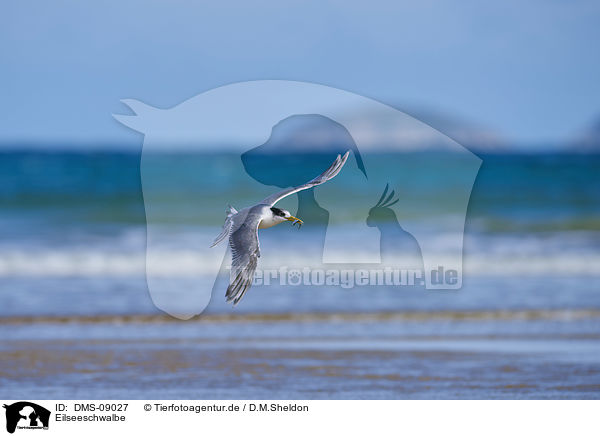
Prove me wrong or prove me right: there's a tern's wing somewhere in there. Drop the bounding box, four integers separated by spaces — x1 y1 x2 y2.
260 151 350 207
210 205 239 248
225 210 261 305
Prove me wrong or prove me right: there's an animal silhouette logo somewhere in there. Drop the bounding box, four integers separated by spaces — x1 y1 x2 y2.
367 184 423 270
3 402 50 434
114 80 481 318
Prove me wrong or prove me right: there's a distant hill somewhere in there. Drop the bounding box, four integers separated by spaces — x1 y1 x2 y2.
403 107 508 153
570 116 600 152
268 105 509 154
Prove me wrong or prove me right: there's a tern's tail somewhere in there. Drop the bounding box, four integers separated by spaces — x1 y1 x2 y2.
210 205 238 247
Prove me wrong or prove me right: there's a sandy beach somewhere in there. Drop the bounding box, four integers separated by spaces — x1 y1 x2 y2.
2 309 599 399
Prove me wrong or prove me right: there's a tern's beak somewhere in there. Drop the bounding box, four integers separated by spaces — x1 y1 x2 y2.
286 216 303 228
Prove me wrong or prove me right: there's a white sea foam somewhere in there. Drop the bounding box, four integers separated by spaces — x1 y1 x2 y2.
1 224 598 277
0 248 598 277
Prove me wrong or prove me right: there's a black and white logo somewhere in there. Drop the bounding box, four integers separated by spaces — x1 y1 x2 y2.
3 402 50 434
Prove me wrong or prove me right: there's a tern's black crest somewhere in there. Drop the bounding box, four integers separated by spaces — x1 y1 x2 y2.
270 207 286 217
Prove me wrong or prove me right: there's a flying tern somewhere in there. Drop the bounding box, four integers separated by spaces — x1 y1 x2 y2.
211 151 350 304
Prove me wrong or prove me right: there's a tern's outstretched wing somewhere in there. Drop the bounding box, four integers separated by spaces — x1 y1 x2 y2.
260 151 350 207
225 210 261 305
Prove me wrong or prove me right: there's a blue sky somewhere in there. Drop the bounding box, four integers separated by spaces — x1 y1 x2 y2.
1 0 599 146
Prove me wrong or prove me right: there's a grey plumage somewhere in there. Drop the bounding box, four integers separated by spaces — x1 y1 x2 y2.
260 151 349 206
225 206 262 304
210 205 238 248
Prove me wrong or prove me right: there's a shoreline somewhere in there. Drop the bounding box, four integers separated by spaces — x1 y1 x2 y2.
1 308 599 325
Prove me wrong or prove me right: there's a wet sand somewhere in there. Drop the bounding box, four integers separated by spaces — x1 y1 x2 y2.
1 310 599 399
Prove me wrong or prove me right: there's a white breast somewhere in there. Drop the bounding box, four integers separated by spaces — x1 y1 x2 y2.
258 214 280 229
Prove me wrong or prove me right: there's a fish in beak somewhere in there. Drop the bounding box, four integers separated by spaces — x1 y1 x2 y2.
286 215 303 228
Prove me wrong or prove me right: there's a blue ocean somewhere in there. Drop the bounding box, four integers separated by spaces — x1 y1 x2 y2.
1 150 599 399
